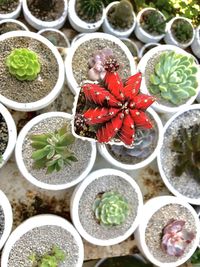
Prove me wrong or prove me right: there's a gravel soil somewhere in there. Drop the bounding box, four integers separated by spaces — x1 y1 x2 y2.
0 206 5 239
0 0 19 14
0 22 25 35
0 113 8 155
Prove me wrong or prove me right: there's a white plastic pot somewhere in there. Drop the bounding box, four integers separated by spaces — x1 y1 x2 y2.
138 42 161 59
68 0 105 33
137 44 200 114
120 37 139 58
135 196 200 267
22 0 68 30
0 31 65 112
0 18 29 31
97 108 163 170
135 8 166 44
0 103 17 168
157 104 200 205
65 32 137 95
191 25 200 59
102 1 136 38
1 214 84 267
0 0 22 20
70 33 86 47
70 168 143 246
164 17 195 49
38 28 70 48
15 112 96 191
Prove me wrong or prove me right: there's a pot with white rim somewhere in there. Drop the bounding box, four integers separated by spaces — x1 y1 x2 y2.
15 112 96 191
97 107 163 170
70 33 86 47
1 214 84 267
138 42 161 59
137 44 200 114
0 30 65 112
134 195 200 267
102 1 136 38
22 0 68 30
38 28 70 48
134 7 167 44
157 104 200 205
191 25 200 59
68 0 105 33
0 103 17 168
0 0 21 20
0 19 29 34
70 168 143 246
164 16 195 49
65 32 137 95
120 37 140 58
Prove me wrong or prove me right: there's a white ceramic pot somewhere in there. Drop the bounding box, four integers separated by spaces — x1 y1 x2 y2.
191 25 200 59
137 44 200 114
0 18 29 31
157 104 200 205
120 37 139 58
1 214 84 267
70 33 86 47
38 28 70 48
65 32 137 95
135 196 200 267
0 103 17 168
68 0 105 33
102 1 136 38
0 31 65 112
15 112 96 191
70 168 143 246
138 42 161 59
97 108 163 170
164 17 195 49
22 0 68 30
135 8 166 44
0 0 22 20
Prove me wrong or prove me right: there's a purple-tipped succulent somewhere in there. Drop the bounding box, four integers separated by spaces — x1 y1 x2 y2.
161 219 195 257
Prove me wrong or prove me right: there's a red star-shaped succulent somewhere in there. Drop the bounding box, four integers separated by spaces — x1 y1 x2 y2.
78 71 155 146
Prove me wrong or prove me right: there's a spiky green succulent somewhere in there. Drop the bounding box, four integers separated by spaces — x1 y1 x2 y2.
6 48 41 81
79 0 103 20
30 125 78 174
149 51 198 105
93 191 129 226
172 124 200 178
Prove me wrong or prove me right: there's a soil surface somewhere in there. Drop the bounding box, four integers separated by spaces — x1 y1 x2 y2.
0 0 19 14
0 113 8 156
0 22 25 35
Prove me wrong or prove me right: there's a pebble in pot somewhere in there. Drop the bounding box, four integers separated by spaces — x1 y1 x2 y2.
0 0 22 20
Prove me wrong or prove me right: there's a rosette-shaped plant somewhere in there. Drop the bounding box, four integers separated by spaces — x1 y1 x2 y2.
6 48 41 81
149 51 198 105
93 191 129 226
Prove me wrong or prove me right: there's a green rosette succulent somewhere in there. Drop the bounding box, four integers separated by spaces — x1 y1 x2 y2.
149 51 198 105
93 191 129 226
6 48 41 81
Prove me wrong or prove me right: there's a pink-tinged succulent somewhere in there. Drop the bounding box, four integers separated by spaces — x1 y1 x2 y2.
161 219 195 257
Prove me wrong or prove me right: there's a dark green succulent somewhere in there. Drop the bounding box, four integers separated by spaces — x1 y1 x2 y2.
93 191 129 226
30 125 78 174
190 248 200 264
0 154 3 164
149 51 198 105
78 0 103 20
172 124 200 178
172 19 194 43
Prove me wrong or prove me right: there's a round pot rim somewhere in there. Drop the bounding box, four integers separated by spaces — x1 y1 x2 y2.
137 195 200 267
38 28 70 48
70 168 143 246
157 104 200 205
1 214 84 267
0 0 21 19
138 42 161 59
137 44 200 113
0 18 29 31
120 37 140 57
15 111 97 190
97 107 163 170
0 30 65 111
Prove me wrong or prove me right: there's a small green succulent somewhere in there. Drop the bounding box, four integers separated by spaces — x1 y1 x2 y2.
30 125 78 174
93 191 129 226
172 19 194 43
172 124 200 178
79 0 103 20
190 248 200 264
149 51 198 105
6 48 41 81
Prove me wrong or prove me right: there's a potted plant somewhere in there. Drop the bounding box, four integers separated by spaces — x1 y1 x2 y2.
22 0 68 30
65 32 136 95
164 17 195 49
188 248 200 266
137 44 199 114
70 33 86 47
0 0 22 20
15 112 96 190
1 214 84 267
157 104 200 205
70 168 143 246
0 31 65 112
102 0 136 38
138 43 161 59
135 196 200 267
120 37 139 59
191 25 200 59
68 0 106 33
0 18 29 34
134 7 168 44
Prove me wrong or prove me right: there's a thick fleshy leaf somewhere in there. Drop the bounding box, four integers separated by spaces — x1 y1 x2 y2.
129 109 153 129
119 113 135 145
104 72 124 101
123 72 142 99
129 94 156 110
83 107 119 125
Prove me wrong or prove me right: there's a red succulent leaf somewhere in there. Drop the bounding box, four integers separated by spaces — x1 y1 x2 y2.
83 107 119 125
119 113 135 145
104 72 124 101
130 94 156 110
123 72 142 99
129 109 153 129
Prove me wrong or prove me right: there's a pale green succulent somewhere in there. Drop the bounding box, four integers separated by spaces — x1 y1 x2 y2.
30 125 78 174
149 51 198 105
93 191 129 226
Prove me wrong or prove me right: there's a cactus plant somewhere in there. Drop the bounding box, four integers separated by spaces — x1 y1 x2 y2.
172 19 194 43
93 191 129 226
6 48 41 81
172 124 200 178
30 125 78 174
149 51 198 105
78 0 103 20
